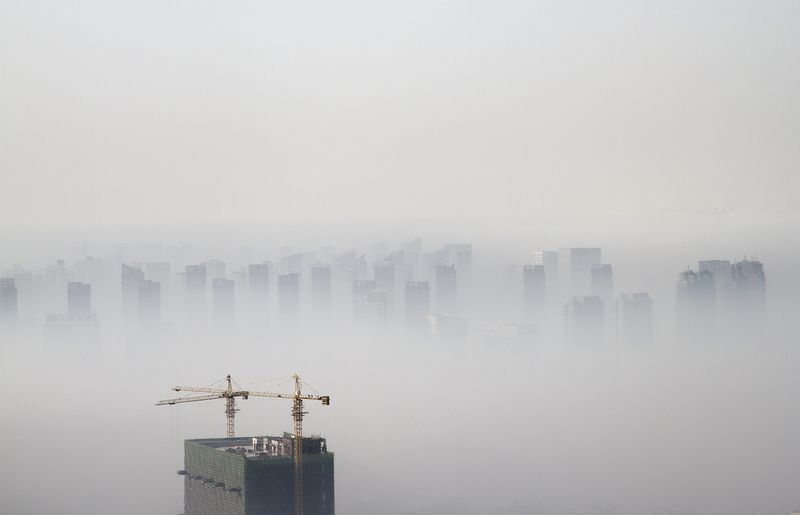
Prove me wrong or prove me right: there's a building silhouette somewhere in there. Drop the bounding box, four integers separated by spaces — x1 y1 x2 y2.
182 435 334 515
213 278 235 327
138 280 161 326
616 292 653 346
405 281 430 334
278 273 300 329
560 248 601 298
248 263 271 326
0 278 17 325
522 265 546 325
699 259 735 334
590 264 613 306
564 296 604 345
676 269 716 343
121 264 145 323
311 265 332 324
435 264 457 314
185 264 208 320
67 282 92 317
731 259 766 336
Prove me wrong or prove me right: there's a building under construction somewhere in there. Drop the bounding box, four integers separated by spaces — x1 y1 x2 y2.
181 434 334 515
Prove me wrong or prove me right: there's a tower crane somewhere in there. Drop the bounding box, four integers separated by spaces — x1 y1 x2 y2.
156 373 330 515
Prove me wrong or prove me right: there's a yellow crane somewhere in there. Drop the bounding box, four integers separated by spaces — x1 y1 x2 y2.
156 373 330 515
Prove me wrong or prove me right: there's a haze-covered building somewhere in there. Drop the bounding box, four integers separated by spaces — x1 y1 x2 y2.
404 281 430 333
590 264 613 306
181 434 334 515
138 279 161 326
564 295 604 345
213 278 235 327
311 265 332 323
435 264 457 314
616 292 653 346
731 259 766 336
248 263 271 326
522 265 546 325
0 277 18 325
185 264 208 319
278 273 300 329
67 281 92 317
676 269 716 343
121 264 145 323
560 247 601 298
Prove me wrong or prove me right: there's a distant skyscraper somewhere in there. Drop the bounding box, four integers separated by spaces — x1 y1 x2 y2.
138 280 161 326
405 281 430 333
67 282 92 317
560 248 601 297
522 265 546 325
278 273 300 329
311 265 332 323
435 264 457 314
185 264 207 319
205 260 227 282
352 279 377 326
374 263 395 319
676 269 716 343
590 264 613 306
0 278 18 324
121 264 145 323
213 278 235 327
616 293 653 346
731 259 766 335
699 259 735 332
248 263 271 326
564 296 604 345
444 243 472 310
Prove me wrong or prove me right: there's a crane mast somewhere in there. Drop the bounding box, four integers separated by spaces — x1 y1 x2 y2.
292 374 305 515
157 373 330 515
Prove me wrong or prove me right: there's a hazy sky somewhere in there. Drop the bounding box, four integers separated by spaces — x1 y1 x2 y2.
1 1 798 228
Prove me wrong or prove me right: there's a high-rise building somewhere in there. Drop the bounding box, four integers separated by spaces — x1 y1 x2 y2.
699 259 735 331
374 263 395 317
138 280 161 326
185 264 207 319
311 265 332 323
564 296 604 345
278 273 300 328
590 264 613 306
559 248 601 297
404 281 430 333
435 264 457 314
248 263 271 325
731 259 766 335
616 292 653 346
522 265 546 325
213 278 236 327
67 282 92 317
181 435 334 515
676 269 716 343
121 264 145 323
352 280 377 327
206 260 227 283
0 278 18 324
145 262 171 286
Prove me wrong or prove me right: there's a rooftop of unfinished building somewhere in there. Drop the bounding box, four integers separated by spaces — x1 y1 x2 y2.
189 433 330 459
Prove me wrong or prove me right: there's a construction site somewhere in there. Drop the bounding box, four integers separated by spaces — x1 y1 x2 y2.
180 435 334 515
158 374 333 515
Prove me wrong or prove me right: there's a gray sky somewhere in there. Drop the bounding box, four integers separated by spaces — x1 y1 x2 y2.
1 0 798 228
